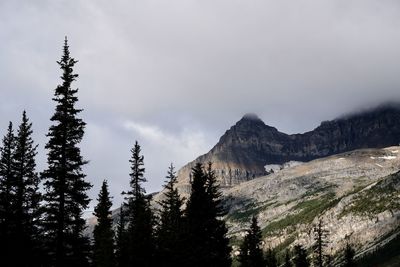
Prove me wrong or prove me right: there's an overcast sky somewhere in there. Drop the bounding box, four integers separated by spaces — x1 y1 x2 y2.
1 0 400 211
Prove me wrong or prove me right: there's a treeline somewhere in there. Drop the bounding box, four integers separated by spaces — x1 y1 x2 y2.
237 216 356 267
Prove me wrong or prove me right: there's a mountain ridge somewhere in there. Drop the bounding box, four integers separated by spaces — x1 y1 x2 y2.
175 104 400 190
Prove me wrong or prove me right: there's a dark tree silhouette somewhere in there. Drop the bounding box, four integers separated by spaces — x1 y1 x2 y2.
93 180 115 267
0 122 16 266
284 249 292 267
265 248 278 267
312 219 329 267
115 204 129 267
293 245 310 267
42 37 92 266
124 141 155 266
184 162 231 267
343 242 356 267
12 111 42 266
157 163 184 266
238 216 265 267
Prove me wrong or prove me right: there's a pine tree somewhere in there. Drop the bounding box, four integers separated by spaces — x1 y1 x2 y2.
184 162 231 267
93 180 115 267
157 163 184 266
312 219 329 267
238 216 265 267
12 111 42 266
293 245 310 267
343 242 355 267
42 37 92 266
204 162 232 266
265 248 278 267
115 204 129 267
124 141 155 266
0 122 16 266
284 249 292 267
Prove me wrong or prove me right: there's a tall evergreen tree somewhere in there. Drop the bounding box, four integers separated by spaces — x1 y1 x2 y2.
343 242 355 267
238 216 265 267
184 162 231 267
284 249 292 267
265 248 278 267
157 163 184 266
12 111 42 266
124 141 155 266
93 180 115 267
312 219 329 267
42 37 92 266
0 122 16 266
293 245 310 267
115 204 129 267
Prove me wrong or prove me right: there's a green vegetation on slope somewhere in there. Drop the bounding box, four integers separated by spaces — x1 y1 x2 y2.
341 172 400 217
262 192 339 236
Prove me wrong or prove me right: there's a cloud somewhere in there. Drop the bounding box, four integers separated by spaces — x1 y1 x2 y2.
1 0 400 208
123 120 212 178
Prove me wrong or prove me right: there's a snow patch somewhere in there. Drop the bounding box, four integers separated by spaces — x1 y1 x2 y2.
391 150 398 153
370 155 397 160
380 155 396 160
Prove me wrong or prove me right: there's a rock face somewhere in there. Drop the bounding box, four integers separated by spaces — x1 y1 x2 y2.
223 146 400 262
176 105 400 190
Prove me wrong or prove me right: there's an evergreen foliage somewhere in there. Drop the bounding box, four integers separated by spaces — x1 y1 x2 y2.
42 37 92 266
312 219 329 267
157 163 184 266
284 249 292 267
184 162 231 267
265 248 278 267
238 216 265 267
0 122 16 265
124 141 155 266
115 204 129 267
293 245 310 267
12 112 42 266
343 242 355 267
93 180 115 267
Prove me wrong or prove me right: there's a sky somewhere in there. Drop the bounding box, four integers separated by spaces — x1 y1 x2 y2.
1 0 400 211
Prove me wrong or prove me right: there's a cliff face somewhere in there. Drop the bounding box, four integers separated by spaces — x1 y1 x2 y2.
176 106 400 189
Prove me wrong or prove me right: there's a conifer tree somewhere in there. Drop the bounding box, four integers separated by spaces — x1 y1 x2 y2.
184 162 231 267
0 122 16 265
115 204 129 267
124 141 155 266
343 242 355 267
284 249 292 267
93 180 115 267
204 162 232 266
238 216 265 267
157 163 184 266
42 37 92 266
12 111 42 266
312 219 329 267
293 245 310 267
265 248 278 267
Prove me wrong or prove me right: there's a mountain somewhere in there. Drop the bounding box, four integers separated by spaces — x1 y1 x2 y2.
223 146 400 265
175 105 400 192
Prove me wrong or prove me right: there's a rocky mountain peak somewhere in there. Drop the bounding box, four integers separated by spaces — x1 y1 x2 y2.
174 104 400 190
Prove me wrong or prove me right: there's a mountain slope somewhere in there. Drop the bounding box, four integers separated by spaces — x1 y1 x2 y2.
223 146 400 263
175 105 400 191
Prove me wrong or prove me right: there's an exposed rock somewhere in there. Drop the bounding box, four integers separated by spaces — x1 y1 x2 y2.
223 146 400 260
175 105 400 192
